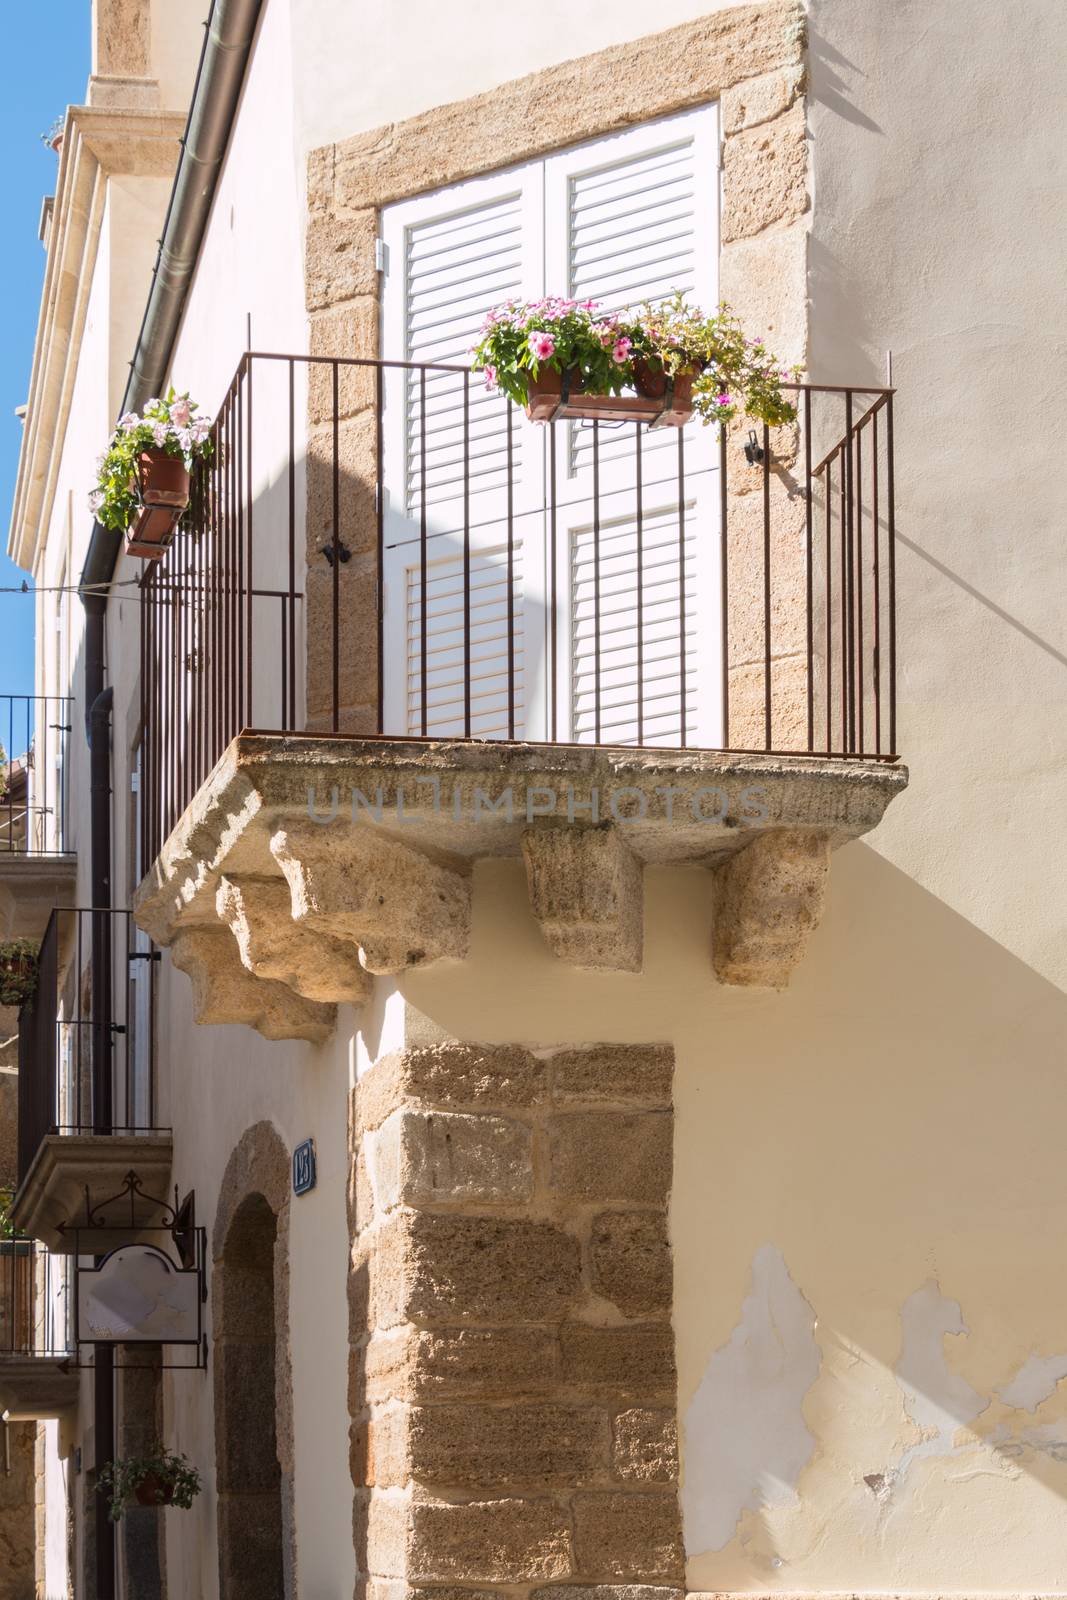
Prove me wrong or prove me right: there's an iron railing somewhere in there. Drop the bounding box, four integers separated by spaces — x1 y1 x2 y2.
0 1236 72 1357
139 352 898 865
17 908 163 1186
0 695 72 855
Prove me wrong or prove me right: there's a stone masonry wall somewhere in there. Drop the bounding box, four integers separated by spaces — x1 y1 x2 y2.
0 1420 35 1600
349 1042 681 1600
304 1 811 749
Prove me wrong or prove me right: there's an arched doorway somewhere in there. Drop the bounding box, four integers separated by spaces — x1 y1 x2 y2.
213 1124 294 1600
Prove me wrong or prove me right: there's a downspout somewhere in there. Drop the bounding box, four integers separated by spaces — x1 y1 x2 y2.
84 594 116 1600
79 0 264 595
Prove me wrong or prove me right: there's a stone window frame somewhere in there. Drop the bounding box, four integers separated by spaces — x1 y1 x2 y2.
302 0 809 734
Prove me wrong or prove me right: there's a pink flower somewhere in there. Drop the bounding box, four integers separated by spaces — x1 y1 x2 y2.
612 337 632 364
483 366 498 391
716 393 732 407
152 421 169 447
527 330 556 362
169 397 191 428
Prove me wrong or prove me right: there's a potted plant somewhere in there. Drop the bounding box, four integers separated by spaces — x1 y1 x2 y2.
471 293 797 431
89 390 213 560
97 1447 202 1522
41 116 65 154
0 939 39 1008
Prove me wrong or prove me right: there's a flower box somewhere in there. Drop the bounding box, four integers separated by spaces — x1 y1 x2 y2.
525 367 695 427
124 449 191 560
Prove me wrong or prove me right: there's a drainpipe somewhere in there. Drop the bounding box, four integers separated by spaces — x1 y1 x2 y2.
83 592 116 1599
79 0 264 597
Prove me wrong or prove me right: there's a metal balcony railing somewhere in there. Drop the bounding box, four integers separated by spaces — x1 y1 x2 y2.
0 695 72 856
138 352 898 865
17 908 163 1186
0 1235 72 1358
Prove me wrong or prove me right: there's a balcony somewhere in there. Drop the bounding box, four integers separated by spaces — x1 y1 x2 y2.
11 908 172 1250
132 353 907 1032
0 696 76 940
0 1235 76 1420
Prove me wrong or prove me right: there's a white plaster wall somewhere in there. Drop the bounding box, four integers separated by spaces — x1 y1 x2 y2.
41 1419 68 1600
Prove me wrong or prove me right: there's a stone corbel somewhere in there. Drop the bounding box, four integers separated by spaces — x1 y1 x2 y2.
269 820 471 975
522 823 643 972
216 875 373 1006
712 828 831 988
169 926 336 1045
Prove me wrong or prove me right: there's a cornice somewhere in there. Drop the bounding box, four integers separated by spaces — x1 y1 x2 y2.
7 105 186 574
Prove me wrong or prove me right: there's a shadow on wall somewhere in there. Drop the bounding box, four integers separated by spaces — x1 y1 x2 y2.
672 843 1067 1591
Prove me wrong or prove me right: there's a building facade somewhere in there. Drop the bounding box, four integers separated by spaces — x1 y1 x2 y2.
3 1 1066 1597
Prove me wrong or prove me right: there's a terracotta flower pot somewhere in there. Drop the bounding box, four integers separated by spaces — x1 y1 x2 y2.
134 1474 175 1509
631 359 698 427
125 449 190 560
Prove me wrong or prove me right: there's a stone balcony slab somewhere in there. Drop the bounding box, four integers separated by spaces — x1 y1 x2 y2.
11 1134 174 1252
0 853 77 940
0 1357 78 1421
133 734 907 1042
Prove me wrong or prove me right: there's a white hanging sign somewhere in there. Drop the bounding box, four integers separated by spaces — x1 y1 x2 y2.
76 1244 201 1345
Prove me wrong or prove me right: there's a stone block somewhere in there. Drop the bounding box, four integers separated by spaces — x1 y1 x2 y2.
534 1587 683 1600
725 483 810 668
547 1114 672 1205
722 102 808 243
306 208 379 311
169 925 335 1045
590 1214 672 1318
721 64 804 134
303 554 378 722
712 826 830 987
359 1045 549 1130
549 1046 672 1109
308 299 379 422
270 818 471 973
726 654 812 754
367 1326 559 1403
559 1325 676 1398
720 225 808 366
367 1108 534 1210
407 1403 610 1488
305 410 379 562
408 1496 573 1583
398 1213 583 1325
571 1492 684 1581
611 1410 678 1483
217 874 372 1005
523 825 643 971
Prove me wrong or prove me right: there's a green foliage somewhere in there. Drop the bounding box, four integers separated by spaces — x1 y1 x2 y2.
471 291 797 427
89 390 213 533
97 1446 202 1523
0 1190 15 1241
0 940 39 1008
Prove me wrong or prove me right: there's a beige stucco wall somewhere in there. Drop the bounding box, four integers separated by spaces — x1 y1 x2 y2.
17 0 1067 1594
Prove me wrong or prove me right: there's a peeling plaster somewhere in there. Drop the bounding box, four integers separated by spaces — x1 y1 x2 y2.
996 1352 1067 1413
894 1281 987 1475
682 1244 821 1554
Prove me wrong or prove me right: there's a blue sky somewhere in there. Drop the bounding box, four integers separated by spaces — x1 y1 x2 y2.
0 7 90 698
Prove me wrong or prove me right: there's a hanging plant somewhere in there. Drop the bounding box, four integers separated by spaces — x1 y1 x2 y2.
0 939 39 1008
97 1446 202 1522
471 292 798 429
89 390 213 560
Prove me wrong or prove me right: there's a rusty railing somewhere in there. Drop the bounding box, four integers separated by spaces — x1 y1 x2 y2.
139 352 898 865
0 695 73 855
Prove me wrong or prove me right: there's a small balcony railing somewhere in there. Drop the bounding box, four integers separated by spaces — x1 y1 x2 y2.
0 695 72 856
138 352 898 866
17 907 162 1187
0 1235 72 1358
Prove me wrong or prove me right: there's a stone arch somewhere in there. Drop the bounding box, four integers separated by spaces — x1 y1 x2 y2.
212 1121 295 1600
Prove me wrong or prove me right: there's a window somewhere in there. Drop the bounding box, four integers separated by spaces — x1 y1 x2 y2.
381 106 722 746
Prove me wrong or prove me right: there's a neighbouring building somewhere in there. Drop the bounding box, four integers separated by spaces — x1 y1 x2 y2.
3 1 1065 1598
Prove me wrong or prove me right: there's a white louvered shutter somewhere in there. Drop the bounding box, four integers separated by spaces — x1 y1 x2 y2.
545 108 722 746
381 168 545 738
